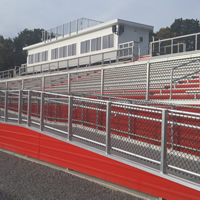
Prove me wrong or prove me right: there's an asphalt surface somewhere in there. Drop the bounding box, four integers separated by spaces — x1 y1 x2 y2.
0 150 144 200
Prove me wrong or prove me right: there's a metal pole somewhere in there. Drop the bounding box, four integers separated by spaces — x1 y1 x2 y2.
160 109 168 174
27 90 31 127
40 92 44 131
41 76 45 92
195 34 198 50
146 62 150 101
101 69 104 96
170 69 173 100
76 19 78 34
22 79 25 90
68 73 71 94
69 22 71 36
171 39 173 54
62 24 64 38
18 90 22 124
4 90 8 122
68 96 73 141
106 101 111 154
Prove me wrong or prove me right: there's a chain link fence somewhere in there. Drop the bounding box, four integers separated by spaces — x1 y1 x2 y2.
43 92 69 136
110 103 162 167
0 89 199 184
167 109 200 181
72 97 107 149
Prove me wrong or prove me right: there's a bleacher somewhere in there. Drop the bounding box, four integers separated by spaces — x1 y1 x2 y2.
1 48 200 200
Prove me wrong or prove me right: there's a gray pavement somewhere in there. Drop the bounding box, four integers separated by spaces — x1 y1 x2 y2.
0 150 145 200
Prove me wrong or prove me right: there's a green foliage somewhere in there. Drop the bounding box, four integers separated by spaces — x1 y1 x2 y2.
0 28 43 71
0 36 15 71
170 18 200 36
154 18 200 40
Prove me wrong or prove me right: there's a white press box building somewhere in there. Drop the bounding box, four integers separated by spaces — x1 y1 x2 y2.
23 18 153 73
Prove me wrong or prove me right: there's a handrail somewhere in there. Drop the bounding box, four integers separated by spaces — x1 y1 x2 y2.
19 43 135 76
1 89 200 183
170 58 200 99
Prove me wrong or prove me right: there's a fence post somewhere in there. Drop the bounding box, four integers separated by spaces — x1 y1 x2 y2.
40 92 45 131
146 62 150 101
68 73 71 94
4 90 8 122
68 96 73 141
27 90 32 127
160 109 168 174
22 79 25 90
101 69 104 96
170 68 173 100
106 101 111 154
41 76 45 92
18 90 22 124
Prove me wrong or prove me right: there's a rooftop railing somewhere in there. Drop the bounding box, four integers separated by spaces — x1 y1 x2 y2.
42 18 103 42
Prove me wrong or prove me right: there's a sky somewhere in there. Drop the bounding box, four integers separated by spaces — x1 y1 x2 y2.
1 0 200 38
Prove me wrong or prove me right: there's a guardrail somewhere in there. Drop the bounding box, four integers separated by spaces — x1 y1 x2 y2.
150 32 200 56
0 89 199 183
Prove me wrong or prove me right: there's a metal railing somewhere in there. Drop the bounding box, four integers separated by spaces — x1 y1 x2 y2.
170 59 200 99
0 89 200 183
18 42 136 76
150 32 200 56
1 54 200 103
42 18 103 42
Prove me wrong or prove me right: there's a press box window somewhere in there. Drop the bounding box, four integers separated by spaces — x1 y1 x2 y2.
103 34 114 49
35 53 40 63
28 55 34 64
68 43 76 56
51 48 58 60
81 40 90 54
140 37 143 42
42 51 48 62
59 46 67 58
91 37 101 51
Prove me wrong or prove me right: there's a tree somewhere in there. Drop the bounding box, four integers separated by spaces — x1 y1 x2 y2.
0 35 15 71
156 27 173 39
170 18 200 36
13 28 44 66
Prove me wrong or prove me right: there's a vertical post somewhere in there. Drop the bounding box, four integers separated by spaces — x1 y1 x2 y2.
195 34 198 51
170 106 174 150
170 68 173 100
89 55 91 66
62 24 64 38
68 73 71 94
101 69 104 96
27 90 31 127
146 62 150 101
5 81 8 89
18 90 22 124
106 101 111 154
40 92 44 131
50 29 52 41
69 22 71 36
22 79 25 90
171 39 173 54
160 109 168 174
102 53 104 65
87 19 89 28
76 19 78 34
56 26 58 39
158 39 160 54
68 96 73 141
4 90 8 122
41 76 45 91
